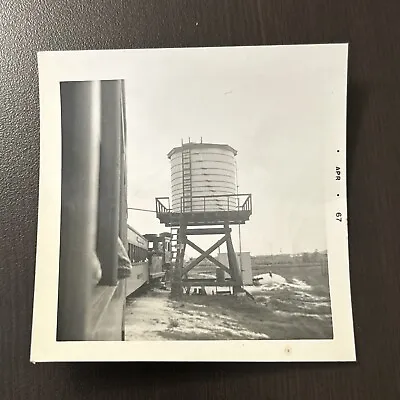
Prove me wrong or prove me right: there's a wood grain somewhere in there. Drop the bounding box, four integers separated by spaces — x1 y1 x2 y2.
1 0 400 398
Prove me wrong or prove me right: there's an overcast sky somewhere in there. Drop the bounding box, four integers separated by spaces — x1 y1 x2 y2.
124 46 344 257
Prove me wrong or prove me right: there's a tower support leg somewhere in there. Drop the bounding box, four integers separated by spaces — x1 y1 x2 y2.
224 223 243 294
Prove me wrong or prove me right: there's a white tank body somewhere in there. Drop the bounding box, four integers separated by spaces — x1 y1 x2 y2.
168 143 238 213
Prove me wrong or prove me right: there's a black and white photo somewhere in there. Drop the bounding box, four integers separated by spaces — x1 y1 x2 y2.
31 44 355 362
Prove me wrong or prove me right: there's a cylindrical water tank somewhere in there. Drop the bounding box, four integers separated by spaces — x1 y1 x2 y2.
168 142 238 213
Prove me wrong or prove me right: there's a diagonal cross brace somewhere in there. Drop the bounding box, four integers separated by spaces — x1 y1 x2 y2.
185 239 231 276
180 235 228 276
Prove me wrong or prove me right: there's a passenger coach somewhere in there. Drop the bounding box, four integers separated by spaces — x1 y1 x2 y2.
56 80 174 342
57 80 129 341
126 225 149 296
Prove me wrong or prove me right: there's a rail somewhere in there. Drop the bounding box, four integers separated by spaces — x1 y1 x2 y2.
155 196 170 214
156 194 252 214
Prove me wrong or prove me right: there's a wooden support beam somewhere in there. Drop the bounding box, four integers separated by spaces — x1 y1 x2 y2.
181 279 235 287
185 239 231 275
186 228 231 235
181 235 228 276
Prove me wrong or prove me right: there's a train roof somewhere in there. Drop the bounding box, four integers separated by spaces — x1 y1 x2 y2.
127 224 147 241
128 226 171 241
144 232 172 239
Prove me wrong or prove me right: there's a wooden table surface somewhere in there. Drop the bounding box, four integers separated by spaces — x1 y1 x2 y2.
1 1 400 399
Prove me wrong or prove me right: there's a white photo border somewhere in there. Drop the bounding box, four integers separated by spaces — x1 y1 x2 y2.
31 44 355 363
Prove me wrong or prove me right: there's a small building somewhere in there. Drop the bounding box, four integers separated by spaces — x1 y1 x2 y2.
217 252 253 285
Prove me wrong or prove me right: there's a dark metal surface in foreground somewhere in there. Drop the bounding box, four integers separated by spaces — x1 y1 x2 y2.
90 283 125 341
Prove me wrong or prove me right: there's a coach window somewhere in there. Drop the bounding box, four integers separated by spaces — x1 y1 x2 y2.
129 244 132 260
136 247 140 262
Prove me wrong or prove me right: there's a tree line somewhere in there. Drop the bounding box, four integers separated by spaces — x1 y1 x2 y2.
252 250 328 265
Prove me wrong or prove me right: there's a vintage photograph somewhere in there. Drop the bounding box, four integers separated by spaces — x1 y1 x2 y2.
124 133 332 341
32 45 354 361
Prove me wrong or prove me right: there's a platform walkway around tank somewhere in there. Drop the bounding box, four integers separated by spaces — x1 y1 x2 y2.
155 194 252 227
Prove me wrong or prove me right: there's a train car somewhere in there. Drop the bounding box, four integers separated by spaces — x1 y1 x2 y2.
57 79 129 341
144 232 172 280
126 225 150 296
125 227 173 296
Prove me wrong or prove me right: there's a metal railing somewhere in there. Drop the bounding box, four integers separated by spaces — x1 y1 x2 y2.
155 197 170 214
156 194 252 214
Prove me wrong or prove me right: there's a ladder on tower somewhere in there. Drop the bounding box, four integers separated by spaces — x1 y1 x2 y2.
170 227 179 267
181 148 192 212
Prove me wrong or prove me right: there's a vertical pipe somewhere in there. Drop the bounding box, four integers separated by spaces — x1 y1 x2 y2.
238 224 243 275
235 160 243 275
97 80 122 286
57 81 101 341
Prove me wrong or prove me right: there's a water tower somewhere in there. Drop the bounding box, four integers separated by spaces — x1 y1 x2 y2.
155 140 252 297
